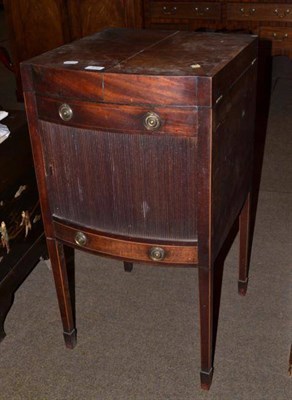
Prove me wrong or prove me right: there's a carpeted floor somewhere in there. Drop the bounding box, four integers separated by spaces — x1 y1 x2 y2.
0 8 291 400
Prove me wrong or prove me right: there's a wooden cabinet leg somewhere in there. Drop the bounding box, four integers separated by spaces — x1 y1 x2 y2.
198 266 214 390
124 262 133 272
46 239 77 349
238 193 251 296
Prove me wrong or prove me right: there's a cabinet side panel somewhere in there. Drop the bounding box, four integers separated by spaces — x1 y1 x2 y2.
211 61 257 258
40 122 198 242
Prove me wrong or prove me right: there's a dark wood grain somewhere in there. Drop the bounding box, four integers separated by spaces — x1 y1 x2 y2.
226 2 292 22
238 192 251 295
3 0 71 99
46 238 77 349
211 58 257 259
40 121 198 241
53 220 198 264
36 97 198 136
150 1 222 20
198 267 214 390
3 0 143 98
23 91 55 239
68 0 143 39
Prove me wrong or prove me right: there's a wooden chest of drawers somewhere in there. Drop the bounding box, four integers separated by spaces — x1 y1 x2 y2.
227 2 291 22
150 1 222 20
21 28 258 390
144 1 292 58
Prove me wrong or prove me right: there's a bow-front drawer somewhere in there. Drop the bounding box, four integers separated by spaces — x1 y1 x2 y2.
53 220 198 265
150 2 222 20
227 3 292 22
36 96 198 137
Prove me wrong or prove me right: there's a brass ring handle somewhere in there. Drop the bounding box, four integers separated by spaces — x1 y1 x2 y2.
149 247 166 262
274 8 290 18
75 231 87 246
273 32 288 41
59 103 73 121
240 7 256 17
143 112 161 131
162 6 177 15
193 7 210 16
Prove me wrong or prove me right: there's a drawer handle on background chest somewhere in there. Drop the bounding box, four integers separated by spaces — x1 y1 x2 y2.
149 247 166 262
240 7 256 17
273 32 289 41
143 112 161 131
193 7 210 16
59 103 73 121
162 6 177 15
274 8 290 18
75 231 87 247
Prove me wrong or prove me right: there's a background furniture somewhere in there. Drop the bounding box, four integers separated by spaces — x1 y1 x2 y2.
2 0 143 99
0 46 13 71
143 1 292 57
2 1 291 99
0 110 46 340
22 28 257 390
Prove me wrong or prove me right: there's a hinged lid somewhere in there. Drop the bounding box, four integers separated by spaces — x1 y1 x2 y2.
21 28 257 107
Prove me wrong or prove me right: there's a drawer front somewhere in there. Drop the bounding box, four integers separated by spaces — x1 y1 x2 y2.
53 220 198 265
150 2 222 20
259 26 292 55
36 96 198 137
29 66 198 106
227 3 292 22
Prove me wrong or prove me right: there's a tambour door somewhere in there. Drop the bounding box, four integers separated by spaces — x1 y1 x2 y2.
38 105 198 242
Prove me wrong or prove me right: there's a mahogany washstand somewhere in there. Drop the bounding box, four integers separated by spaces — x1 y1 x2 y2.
21 28 257 389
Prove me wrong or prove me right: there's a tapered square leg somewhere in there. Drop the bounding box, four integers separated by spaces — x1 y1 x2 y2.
200 368 214 391
198 266 214 390
238 193 251 296
46 239 77 349
63 330 77 349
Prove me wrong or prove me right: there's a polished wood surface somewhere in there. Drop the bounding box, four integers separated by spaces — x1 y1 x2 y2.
53 220 198 264
21 28 257 390
3 0 71 99
36 98 198 135
144 0 292 58
68 0 143 39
